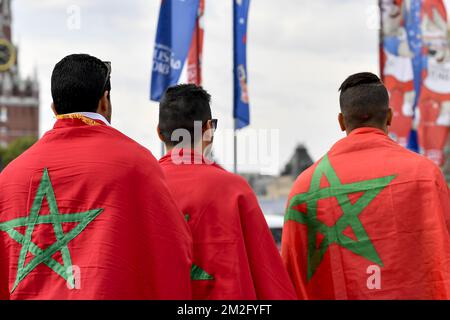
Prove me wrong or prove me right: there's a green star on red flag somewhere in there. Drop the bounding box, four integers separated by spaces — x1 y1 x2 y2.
285 155 396 281
0 169 103 293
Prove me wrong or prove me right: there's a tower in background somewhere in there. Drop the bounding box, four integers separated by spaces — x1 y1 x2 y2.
0 0 39 148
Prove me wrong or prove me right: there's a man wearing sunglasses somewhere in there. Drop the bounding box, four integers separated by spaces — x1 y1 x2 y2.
0 54 192 300
157 84 296 300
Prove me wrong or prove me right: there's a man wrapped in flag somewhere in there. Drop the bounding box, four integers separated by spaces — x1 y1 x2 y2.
0 54 193 300
157 84 297 300
282 73 450 300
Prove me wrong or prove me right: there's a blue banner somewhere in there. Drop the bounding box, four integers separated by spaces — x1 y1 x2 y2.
150 0 200 102
404 0 423 110
233 0 251 129
404 0 423 152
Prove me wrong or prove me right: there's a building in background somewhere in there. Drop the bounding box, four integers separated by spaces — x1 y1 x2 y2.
281 144 314 178
242 144 314 215
0 0 39 149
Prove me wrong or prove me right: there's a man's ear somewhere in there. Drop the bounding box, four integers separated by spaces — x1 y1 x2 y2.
97 91 110 115
202 120 214 142
387 108 393 126
338 113 346 132
51 103 58 116
157 125 165 143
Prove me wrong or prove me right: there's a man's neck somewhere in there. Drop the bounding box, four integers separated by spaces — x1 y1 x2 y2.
70 112 111 126
165 144 203 154
347 125 387 136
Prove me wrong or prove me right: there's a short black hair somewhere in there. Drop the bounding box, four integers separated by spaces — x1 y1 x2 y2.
51 54 111 114
339 72 389 130
159 84 212 147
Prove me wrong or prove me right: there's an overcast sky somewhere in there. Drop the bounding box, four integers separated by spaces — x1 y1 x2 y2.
11 0 450 174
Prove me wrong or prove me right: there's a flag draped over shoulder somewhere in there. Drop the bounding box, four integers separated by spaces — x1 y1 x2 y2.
0 118 192 300
380 0 450 166
282 128 450 300
150 0 200 101
159 150 297 300
233 0 251 129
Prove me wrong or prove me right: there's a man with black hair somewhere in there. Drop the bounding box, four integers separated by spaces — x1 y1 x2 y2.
158 84 296 300
282 72 450 300
50 54 112 120
158 84 214 153
0 54 192 300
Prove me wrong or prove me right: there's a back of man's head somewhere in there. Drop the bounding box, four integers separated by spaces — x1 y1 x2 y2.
339 72 390 133
51 54 111 115
159 84 212 147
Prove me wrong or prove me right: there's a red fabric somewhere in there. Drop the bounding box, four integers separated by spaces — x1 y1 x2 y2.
282 128 450 300
0 119 193 300
159 150 296 300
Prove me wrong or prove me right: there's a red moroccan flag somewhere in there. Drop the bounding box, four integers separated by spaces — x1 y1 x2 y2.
282 128 450 300
159 149 297 300
0 117 193 300
187 0 205 85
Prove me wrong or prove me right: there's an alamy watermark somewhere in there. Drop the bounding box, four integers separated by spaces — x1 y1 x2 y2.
168 121 280 173
366 265 381 290
66 265 81 290
67 5 81 31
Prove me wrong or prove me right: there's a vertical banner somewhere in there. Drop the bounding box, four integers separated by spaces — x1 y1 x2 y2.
150 0 200 102
187 0 205 85
404 0 423 153
418 0 450 166
233 0 251 129
380 0 416 148
380 0 450 166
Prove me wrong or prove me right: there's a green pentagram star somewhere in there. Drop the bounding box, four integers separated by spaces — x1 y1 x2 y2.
0 169 103 293
285 155 396 281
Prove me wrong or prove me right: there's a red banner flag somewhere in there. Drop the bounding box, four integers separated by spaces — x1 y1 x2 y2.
187 0 205 85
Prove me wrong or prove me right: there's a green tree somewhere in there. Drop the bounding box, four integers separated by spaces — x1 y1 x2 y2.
0 136 37 170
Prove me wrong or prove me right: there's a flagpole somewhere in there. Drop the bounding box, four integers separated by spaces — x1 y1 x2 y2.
233 0 237 174
233 119 238 174
379 0 384 80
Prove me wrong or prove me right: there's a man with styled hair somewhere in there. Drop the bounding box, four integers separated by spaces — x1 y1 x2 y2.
282 72 450 300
